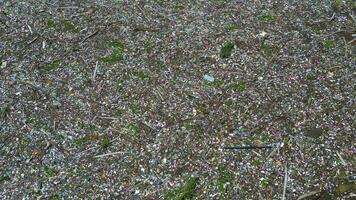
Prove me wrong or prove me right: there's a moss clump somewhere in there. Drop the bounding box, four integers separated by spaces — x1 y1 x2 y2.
220 42 234 58
166 177 199 200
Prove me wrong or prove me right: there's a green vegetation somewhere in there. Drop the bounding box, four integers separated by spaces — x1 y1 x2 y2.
49 194 61 200
115 110 123 117
334 0 344 8
226 24 239 32
174 4 185 11
260 178 269 188
166 177 199 200
258 14 277 22
154 60 166 72
136 71 151 80
217 167 232 199
74 131 99 146
335 180 356 196
252 159 262 167
75 134 91 146
128 123 140 135
46 60 60 71
307 73 317 81
323 40 336 49
305 21 328 33
100 135 111 150
260 42 279 60
0 175 11 183
101 41 126 64
227 81 246 92
44 166 58 177
316 180 356 199
59 20 80 33
26 116 51 131
46 19 55 28
220 42 234 58
0 104 10 119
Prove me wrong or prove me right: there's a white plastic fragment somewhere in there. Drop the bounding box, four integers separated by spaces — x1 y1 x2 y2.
203 74 215 82
1 61 7 69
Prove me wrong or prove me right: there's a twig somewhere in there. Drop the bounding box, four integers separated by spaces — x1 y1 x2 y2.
349 13 355 23
136 5 152 22
347 38 356 45
297 190 320 200
97 116 119 120
328 12 335 21
75 136 120 158
223 145 273 150
282 162 288 200
27 37 38 46
27 24 33 34
92 61 99 81
94 151 125 158
266 145 279 159
132 26 159 32
336 151 348 166
81 30 99 44
252 150 262 157
343 37 349 58
139 121 156 130
1 61 7 69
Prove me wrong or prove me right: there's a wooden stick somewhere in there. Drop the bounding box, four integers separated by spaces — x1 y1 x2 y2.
94 151 124 158
282 162 288 200
92 61 99 81
223 145 272 150
81 30 99 44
